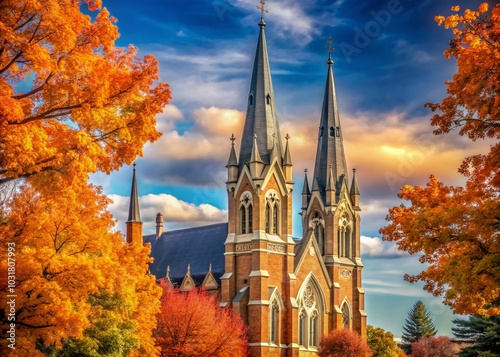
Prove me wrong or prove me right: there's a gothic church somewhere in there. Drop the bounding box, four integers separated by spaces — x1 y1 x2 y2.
126 7 366 357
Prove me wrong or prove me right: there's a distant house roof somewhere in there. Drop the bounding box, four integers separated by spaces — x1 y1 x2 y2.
144 223 228 283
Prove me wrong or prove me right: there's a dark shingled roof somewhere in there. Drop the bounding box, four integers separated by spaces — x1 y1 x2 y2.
144 223 227 283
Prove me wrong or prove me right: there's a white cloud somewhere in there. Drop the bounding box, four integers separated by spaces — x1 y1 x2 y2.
361 235 408 258
108 193 227 236
235 0 318 43
144 106 245 161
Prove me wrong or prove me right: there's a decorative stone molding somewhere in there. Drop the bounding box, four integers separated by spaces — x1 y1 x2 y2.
340 269 352 279
236 243 252 252
267 243 285 253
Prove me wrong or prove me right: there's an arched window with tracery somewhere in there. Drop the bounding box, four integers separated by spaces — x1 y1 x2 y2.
341 299 351 328
297 276 324 350
265 190 280 235
239 192 253 234
338 213 353 259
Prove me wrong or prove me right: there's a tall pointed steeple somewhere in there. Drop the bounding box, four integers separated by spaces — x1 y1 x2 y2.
127 163 141 223
126 163 143 245
238 7 282 168
312 38 348 200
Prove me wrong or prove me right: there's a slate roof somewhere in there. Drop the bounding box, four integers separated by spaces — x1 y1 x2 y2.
312 57 349 201
239 20 283 168
144 223 227 284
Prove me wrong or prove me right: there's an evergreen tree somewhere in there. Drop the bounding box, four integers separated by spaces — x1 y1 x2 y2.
402 301 437 350
452 315 500 357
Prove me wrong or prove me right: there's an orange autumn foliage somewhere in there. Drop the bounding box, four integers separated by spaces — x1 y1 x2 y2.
0 181 162 355
0 0 169 355
0 0 171 187
318 328 371 357
429 3 499 141
155 285 249 357
381 3 500 316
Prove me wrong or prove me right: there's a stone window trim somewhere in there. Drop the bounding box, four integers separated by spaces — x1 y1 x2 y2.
269 287 284 346
265 190 280 235
297 274 326 350
340 298 352 329
239 192 254 234
337 213 353 259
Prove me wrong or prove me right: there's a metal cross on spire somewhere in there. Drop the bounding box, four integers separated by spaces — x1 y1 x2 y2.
324 35 335 64
257 0 268 20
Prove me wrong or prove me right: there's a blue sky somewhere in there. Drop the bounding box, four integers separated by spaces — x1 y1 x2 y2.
91 0 493 337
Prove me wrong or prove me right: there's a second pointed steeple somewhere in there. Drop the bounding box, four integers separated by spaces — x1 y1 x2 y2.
238 14 283 168
312 45 348 201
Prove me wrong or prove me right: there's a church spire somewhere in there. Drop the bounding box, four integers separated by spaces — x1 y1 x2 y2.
127 163 141 223
126 163 143 245
238 3 282 168
312 36 348 201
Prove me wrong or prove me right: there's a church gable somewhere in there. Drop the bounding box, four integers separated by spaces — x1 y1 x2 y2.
202 269 219 290
294 230 332 289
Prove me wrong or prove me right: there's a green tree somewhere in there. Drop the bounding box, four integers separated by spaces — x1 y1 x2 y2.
452 315 500 356
37 292 140 357
367 325 406 357
402 301 437 351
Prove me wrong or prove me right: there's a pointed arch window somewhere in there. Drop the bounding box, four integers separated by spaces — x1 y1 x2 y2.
338 215 353 259
311 211 325 255
345 226 352 258
330 126 335 137
266 94 271 105
240 206 246 234
265 203 271 233
309 310 319 347
270 300 279 344
341 300 351 328
297 277 324 350
273 203 279 234
265 190 280 235
248 204 253 233
299 310 306 346
239 192 253 234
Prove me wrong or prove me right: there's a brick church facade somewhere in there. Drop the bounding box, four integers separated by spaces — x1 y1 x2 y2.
126 8 366 357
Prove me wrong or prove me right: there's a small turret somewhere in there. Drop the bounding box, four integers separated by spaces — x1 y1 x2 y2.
249 134 264 178
301 169 311 209
350 168 360 207
326 164 336 206
226 134 239 183
283 133 293 182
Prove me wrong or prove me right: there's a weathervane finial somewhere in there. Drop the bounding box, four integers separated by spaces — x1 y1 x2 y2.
324 34 335 64
257 0 268 21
